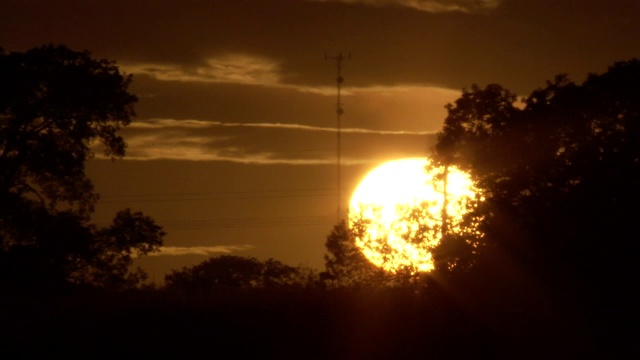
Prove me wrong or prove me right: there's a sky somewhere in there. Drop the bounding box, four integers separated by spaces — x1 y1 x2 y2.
2 0 639 279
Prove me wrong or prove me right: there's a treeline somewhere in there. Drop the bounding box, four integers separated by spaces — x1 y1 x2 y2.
0 272 594 359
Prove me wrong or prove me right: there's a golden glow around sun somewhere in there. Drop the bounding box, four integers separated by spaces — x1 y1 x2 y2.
349 158 479 273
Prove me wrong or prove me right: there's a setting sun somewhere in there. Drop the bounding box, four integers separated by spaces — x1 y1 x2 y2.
349 158 478 273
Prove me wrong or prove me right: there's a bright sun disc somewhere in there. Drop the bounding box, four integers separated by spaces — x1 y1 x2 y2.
349 158 478 273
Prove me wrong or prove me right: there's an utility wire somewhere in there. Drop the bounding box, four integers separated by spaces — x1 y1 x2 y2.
95 189 340 231
161 215 336 231
98 188 336 204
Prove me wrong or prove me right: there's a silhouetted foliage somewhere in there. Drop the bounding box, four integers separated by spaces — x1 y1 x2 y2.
164 255 317 291
323 217 431 288
0 45 164 291
396 200 485 275
320 221 384 287
434 59 640 312
328 194 483 288
70 209 164 289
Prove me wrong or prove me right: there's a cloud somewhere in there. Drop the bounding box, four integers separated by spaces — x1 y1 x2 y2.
309 0 501 13
126 119 214 129
128 118 435 135
125 58 344 96
123 54 281 86
105 127 336 164
122 149 343 165
125 56 462 100
110 118 435 164
94 81 456 165
121 146 375 165
95 82 454 165
148 245 254 257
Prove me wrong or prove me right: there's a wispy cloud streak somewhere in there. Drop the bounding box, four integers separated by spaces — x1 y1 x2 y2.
124 54 281 86
129 119 437 136
309 0 501 13
148 245 254 257
125 60 344 96
95 117 437 164
122 150 375 165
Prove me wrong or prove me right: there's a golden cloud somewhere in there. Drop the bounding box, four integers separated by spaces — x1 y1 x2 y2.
123 54 281 86
147 245 254 257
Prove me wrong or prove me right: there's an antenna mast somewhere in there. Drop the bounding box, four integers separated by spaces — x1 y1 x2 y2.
325 52 350 221
441 165 449 241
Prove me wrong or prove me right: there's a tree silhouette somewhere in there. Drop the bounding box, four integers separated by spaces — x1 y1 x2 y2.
322 220 405 287
166 255 263 290
262 258 316 288
70 209 164 289
434 59 640 308
164 255 316 291
0 45 164 291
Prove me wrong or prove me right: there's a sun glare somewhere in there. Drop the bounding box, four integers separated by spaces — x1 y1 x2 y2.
349 158 479 273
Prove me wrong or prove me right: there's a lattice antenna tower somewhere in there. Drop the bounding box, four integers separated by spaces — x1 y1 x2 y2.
325 52 350 221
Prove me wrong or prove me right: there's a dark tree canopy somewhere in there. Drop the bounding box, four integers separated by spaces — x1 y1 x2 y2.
0 44 136 214
0 45 163 291
433 59 640 301
165 255 316 291
322 220 417 288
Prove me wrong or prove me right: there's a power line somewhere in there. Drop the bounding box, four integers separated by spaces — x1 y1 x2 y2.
96 189 338 230
98 188 336 204
160 215 336 231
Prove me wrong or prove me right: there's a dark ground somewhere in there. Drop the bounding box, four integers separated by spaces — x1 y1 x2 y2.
2 284 634 359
